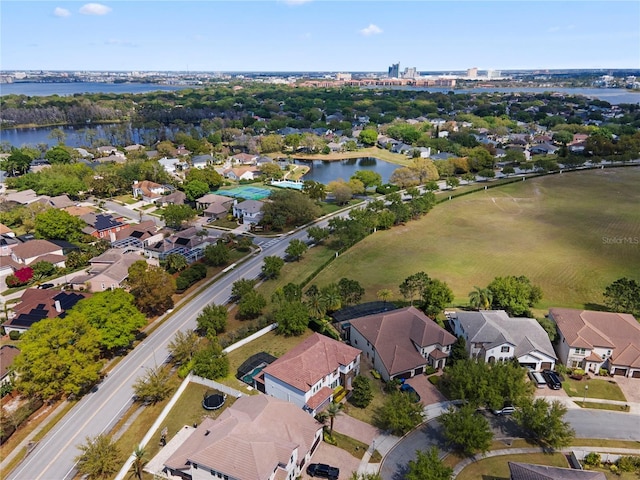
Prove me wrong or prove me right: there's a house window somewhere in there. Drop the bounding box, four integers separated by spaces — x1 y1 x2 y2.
193 464 198 469
575 348 586 355
501 346 510 353
607 350 612 356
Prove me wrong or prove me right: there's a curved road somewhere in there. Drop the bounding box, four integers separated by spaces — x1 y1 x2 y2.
7 212 347 480
381 409 640 480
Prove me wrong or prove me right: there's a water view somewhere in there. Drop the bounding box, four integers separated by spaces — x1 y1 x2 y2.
0 82 195 97
295 157 398 184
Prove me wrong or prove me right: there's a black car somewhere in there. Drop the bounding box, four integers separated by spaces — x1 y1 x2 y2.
307 463 339 480
37 283 54 289
542 369 562 390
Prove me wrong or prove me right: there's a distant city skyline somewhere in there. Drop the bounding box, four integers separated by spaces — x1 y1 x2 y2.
1 1 639 72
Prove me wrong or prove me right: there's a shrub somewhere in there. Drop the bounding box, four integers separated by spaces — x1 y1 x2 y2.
370 370 381 380
617 456 640 472
323 431 337 445
425 366 437 376
8 331 21 341
599 368 609 376
176 263 207 292
429 376 440 386
572 368 585 376
583 452 601 467
14 267 34 284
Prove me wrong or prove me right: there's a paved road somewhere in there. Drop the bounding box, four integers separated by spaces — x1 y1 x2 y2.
6 210 351 480
102 199 164 227
380 409 640 480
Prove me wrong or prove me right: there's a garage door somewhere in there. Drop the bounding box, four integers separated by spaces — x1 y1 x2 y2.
541 362 553 370
632 371 640 379
613 368 628 376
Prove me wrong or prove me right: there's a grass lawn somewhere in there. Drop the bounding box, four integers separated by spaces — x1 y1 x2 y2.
341 361 389 427
310 168 640 309
329 431 370 460
563 378 627 402
575 401 630 412
455 452 569 480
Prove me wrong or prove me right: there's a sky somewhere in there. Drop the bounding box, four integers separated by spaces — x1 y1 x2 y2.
1 1 639 72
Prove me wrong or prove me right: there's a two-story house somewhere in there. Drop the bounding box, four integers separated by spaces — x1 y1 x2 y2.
550 307 640 378
346 306 456 381
132 180 167 202
81 213 129 241
233 199 264 225
10 239 66 268
260 333 361 415
450 310 556 371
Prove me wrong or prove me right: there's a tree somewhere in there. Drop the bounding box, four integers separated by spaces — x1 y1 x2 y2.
349 375 373 408
302 180 327 202
131 445 147 480
376 289 393 303
231 278 257 301
603 277 640 316
487 275 542 316
320 283 342 313
448 336 469 366
0 148 32 176
261 189 320 230
515 398 575 450
34 208 86 242
237 291 267 319
359 129 378 146
440 404 493 457
420 278 453 317
262 255 285 279
48 128 67 145
192 337 229 380
405 446 453 480
274 300 310 336
14 316 102 399
185 166 223 189
328 179 354 205
259 134 284 153
351 170 382 190
204 243 230 267
127 260 176 316
445 177 460 189
390 167 420 188
399 272 431 305
259 161 284 179
338 278 365 306
184 180 210 201
374 391 424 435
285 239 308 261
307 226 329 244
44 145 73 164
133 365 173 404
196 304 228 336
65 289 146 353
31 260 57 281
167 330 200 366
468 286 493 311
326 401 343 435
163 253 188 273
162 204 197 230
409 157 440 183
75 434 121 479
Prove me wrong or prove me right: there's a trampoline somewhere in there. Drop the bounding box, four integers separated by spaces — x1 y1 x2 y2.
218 186 272 200
202 392 226 410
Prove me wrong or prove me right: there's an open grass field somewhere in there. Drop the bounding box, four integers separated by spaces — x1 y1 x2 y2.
312 168 640 311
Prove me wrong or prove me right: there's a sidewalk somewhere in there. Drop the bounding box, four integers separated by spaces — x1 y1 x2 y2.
0 400 69 473
540 395 640 414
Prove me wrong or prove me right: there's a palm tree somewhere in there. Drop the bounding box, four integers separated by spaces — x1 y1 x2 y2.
468 286 493 310
376 289 393 304
306 291 326 320
320 284 342 313
131 444 146 480
326 401 343 435
164 253 188 273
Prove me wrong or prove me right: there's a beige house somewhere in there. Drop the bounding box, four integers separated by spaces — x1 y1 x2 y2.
551 307 640 378
10 240 66 268
69 251 154 292
160 395 323 480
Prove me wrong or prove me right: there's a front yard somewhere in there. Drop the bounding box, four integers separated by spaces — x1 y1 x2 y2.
562 377 627 402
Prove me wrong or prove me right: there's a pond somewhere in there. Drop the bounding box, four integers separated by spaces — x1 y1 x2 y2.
295 157 399 184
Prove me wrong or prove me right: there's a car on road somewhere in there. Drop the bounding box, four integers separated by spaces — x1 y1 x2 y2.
306 463 339 480
400 383 421 402
542 369 562 390
492 404 516 415
37 283 54 289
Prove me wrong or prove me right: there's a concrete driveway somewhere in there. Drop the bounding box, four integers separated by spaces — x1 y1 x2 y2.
303 442 360 480
612 376 640 403
332 413 379 445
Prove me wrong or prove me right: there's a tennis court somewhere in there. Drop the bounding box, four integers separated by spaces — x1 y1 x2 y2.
218 186 272 200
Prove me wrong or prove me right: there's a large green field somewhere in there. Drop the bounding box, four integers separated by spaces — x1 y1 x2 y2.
312 167 640 312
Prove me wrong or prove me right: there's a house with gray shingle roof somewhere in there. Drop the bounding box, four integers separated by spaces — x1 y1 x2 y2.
232 199 264 225
450 310 556 371
260 333 361 415
347 306 456 381
509 462 605 480
160 395 323 480
550 308 640 378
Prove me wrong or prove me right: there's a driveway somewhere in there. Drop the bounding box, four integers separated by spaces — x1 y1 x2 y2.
404 375 447 406
332 413 379 445
303 442 360 480
612 376 640 403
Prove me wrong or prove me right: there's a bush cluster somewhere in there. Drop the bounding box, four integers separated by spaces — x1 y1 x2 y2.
175 263 207 292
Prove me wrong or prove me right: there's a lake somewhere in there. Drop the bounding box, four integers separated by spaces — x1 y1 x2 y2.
0 82 194 97
295 157 398 184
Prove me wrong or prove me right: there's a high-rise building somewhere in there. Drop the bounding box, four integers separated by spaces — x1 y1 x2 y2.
467 67 478 79
336 72 352 81
402 67 417 79
487 70 501 79
388 62 400 78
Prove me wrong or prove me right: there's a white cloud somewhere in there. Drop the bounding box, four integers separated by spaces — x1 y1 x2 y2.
79 3 112 15
359 24 383 36
54 7 71 18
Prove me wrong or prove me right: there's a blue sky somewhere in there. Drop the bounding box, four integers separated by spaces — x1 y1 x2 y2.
1 1 639 72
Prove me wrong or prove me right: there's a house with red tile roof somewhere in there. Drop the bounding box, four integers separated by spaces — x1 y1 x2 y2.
347 306 456 381
550 307 640 378
161 395 323 480
260 333 361 415
132 180 167 202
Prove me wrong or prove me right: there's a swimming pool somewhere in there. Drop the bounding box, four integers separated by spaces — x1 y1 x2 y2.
270 180 304 190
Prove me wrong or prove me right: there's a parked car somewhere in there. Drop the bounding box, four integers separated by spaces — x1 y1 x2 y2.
400 383 421 402
528 370 547 388
492 404 516 415
542 369 562 390
307 463 339 480
37 283 54 289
